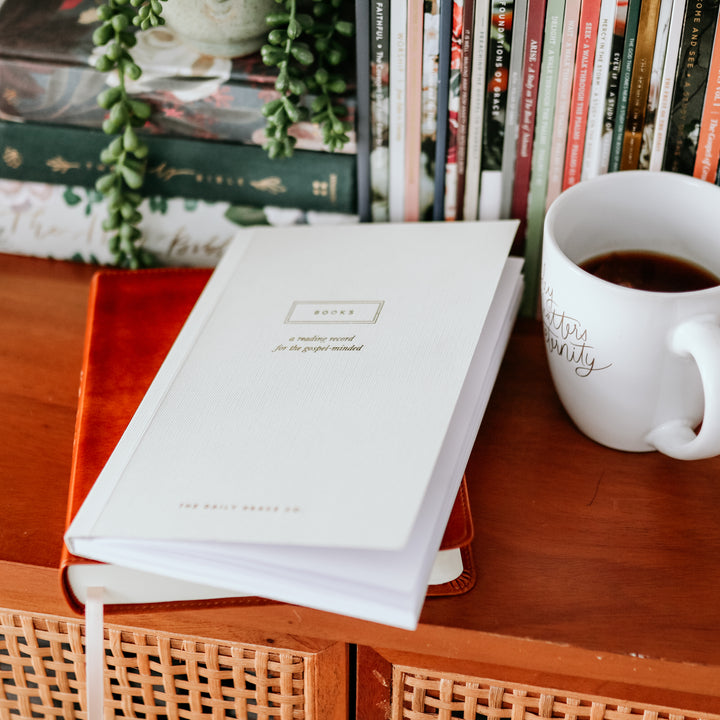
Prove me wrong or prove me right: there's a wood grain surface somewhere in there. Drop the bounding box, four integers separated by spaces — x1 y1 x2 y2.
1 252 719 713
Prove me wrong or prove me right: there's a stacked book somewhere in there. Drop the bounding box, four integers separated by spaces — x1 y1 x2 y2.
63 220 524 629
358 0 720 312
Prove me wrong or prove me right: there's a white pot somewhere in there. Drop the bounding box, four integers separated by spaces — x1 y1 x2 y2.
162 0 277 58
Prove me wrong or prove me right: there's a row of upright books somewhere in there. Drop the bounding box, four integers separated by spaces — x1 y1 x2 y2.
4 0 719 309
355 0 720 309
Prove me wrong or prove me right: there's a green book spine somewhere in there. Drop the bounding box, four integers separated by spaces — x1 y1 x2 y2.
0 120 358 215
607 0 642 172
522 0 566 316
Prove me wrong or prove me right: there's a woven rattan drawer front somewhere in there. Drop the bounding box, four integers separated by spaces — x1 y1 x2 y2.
0 610 340 720
391 667 720 720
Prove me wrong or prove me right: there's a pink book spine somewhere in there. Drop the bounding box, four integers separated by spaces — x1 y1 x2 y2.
510 0 547 233
443 0 466 221
562 0 603 189
545 0 581 210
452 0 475 220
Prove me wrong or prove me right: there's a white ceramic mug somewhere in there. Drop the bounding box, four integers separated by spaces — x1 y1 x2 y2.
541 171 720 460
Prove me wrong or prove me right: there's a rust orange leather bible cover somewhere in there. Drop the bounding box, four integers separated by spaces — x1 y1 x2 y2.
60 268 475 613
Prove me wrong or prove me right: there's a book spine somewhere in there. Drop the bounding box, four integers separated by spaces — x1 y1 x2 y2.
432 0 455 220
479 0 517 221
523 0 566 316
355 0 372 223
370 0 391 221
420 0 441 220
544 0 581 209
562 0 603 189
388 0 407 221
442 0 466 220
452 0 477 220
649 0 687 170
619 0 664 170
663 0 720 174
580 0 617 180
498 0 529 218
509 0 548 240
463 0 491 220
607 0 642 172
636 0 675 169
404 0 425 221
596 0 630 173
0 120 358 214
693 13 720 179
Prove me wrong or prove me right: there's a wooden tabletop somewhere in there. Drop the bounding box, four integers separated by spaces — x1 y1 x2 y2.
2 252 720 712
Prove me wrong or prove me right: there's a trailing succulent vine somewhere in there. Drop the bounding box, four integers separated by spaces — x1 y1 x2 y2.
92 0 168 268
260 0 355 159
92 0 354 268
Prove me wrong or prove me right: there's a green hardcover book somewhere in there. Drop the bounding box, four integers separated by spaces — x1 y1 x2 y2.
0 120 358 215
606 0 642 172
521 0 566 316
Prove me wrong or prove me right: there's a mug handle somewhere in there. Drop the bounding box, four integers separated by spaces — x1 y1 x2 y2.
645 316 720 461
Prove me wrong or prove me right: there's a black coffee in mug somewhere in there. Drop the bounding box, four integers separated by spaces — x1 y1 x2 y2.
580 250 720 292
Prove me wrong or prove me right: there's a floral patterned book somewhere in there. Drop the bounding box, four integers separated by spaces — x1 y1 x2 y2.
0 178 359 266
442 0 472 221
420 0 442 221
0 0 356 153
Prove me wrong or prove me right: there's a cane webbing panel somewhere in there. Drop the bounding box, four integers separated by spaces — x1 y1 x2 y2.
0 611 308 720
391 667 720 720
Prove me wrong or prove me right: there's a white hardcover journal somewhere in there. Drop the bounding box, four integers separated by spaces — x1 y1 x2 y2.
66 221 523 629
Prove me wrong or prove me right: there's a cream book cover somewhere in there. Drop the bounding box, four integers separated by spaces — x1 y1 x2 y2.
66 221 523 628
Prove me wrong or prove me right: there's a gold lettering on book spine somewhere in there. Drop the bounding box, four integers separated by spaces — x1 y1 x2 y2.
250 177 287 194
310 174 338 202
46 156 81 174
147 162 197 182
2 146 22 169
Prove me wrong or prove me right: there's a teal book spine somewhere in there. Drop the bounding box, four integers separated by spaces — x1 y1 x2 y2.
0 120 358 215
606 0 642 172
522 0 566 316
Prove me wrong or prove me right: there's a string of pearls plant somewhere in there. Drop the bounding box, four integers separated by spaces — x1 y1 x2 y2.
92 0 354 268
92 0 165 268
261 0 354 158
